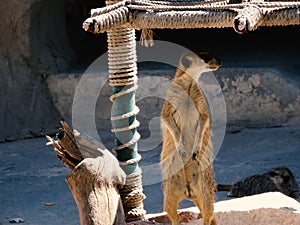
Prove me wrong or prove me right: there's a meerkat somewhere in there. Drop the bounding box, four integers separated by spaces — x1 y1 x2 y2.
217 166 299 199
160 51 222 225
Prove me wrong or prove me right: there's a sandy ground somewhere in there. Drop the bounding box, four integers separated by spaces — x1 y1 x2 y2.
0 126 299 225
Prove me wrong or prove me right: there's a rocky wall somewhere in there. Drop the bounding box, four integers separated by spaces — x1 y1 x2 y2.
46 67 300 138
1 0 299 142
0 0 69 141
0 0 97 141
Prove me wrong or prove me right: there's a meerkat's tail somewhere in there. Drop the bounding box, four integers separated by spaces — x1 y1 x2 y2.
216 184 232 192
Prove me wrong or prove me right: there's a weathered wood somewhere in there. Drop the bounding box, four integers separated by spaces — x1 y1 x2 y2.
46 135 78 170
46 121 84 170
67 157 126 225
57 121 84 162
46 121 127 225
74 130 105 159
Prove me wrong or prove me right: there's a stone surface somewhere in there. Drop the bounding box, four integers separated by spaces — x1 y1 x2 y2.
46 67 300 136
217 68 300 129
0 0 74 141
131 192 300 224
138 208 300 225
0 0 299 143
0 126 299 224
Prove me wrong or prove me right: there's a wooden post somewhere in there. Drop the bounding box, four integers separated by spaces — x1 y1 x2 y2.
46 122 127 225
66 157 126 225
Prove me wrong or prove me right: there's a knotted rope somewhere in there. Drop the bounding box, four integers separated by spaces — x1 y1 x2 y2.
82 0 300 35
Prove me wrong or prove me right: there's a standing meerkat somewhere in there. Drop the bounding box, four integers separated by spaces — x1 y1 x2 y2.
160 51 221 225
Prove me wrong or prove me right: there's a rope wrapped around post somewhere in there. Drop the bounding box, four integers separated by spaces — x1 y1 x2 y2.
234 4 263 34
82 0 300 34
82 6 129 33
105 0 146 222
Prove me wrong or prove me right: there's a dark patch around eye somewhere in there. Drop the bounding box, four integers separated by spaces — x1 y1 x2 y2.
197 53 211 63
269 171 279 177
283 175 290 183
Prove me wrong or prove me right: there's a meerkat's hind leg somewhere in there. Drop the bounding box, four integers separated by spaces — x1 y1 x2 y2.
164 200 180 225
164 185 181 225
193 199 216 225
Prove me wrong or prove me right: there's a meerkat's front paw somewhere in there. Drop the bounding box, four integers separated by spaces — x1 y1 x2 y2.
176 140 186 160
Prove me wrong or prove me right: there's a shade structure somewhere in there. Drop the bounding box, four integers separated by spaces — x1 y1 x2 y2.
82 0 300 222
83 0 300 35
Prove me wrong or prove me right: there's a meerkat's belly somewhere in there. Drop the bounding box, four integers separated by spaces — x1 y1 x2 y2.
174 96 200 147
176 101 199 127
169 83 201 122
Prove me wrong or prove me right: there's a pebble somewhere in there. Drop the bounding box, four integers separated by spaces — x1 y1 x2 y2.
9 218 25 223
44 202 55 206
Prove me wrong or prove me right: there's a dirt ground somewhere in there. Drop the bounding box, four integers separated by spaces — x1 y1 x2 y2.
0 126 299 225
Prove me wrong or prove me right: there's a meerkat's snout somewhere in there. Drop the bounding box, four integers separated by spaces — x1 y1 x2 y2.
208 58 222 71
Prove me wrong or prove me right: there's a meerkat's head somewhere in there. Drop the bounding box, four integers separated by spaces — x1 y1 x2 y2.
268 167 299 198
227 181 244 197
177 51 222 79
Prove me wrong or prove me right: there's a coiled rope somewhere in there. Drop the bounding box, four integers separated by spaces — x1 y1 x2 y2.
106 0 146 221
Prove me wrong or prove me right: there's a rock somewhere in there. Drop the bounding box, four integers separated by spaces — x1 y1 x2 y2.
46 68 300 135
44 202 55 206
131 192 300 224
1 0 299 142
9 218 24 223
217 68 300 129
0 0 74 141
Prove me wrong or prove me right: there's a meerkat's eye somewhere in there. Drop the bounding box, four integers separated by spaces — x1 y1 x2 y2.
192 173 196 178
283 175 290 183
269 171 279 177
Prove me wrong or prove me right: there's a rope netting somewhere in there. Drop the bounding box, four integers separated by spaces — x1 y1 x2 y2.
83 0 300 35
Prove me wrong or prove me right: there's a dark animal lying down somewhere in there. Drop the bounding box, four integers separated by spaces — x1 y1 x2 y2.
217 166 299 199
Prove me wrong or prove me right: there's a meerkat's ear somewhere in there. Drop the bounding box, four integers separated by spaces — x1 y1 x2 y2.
196 52 211 63
181 54 193 68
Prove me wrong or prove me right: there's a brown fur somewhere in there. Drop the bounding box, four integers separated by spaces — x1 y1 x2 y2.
160 51 221 225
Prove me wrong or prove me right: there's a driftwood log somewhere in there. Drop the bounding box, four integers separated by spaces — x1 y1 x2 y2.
46 121 126 225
